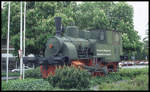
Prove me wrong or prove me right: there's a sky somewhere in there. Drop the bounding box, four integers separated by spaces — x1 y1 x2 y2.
127 2 149 41
2 1 149 41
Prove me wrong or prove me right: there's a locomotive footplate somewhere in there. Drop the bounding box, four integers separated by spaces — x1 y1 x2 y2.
23 56 70 65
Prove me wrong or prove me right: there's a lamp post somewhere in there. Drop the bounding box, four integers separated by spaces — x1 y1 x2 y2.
23 2 26 80
20 2 23 79
6 1 11 82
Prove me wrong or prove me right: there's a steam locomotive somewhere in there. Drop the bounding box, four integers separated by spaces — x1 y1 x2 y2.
23 17 124 78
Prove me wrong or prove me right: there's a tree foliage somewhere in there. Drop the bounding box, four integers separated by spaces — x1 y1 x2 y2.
2 1 145 60
2 2 74 56
142 24 149 60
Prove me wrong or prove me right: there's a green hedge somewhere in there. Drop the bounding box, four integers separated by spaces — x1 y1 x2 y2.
47 65 91 89
1 72 20 77
25 67 42 78
2 78 52 91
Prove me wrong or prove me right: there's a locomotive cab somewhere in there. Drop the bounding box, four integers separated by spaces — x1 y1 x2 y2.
64 26 79 38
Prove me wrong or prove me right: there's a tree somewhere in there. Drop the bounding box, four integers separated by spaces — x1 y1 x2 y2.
2 1 143 60
142 23 149 60
2 1 74 56
71 2 142 59
109 2 145 59
72 2 113 30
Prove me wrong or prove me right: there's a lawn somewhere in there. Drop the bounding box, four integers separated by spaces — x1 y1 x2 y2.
98 74 149 90
1 67 149 91
90 67 149 90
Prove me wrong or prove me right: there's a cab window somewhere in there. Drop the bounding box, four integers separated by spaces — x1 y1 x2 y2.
100 30 105 40
114 32 119 42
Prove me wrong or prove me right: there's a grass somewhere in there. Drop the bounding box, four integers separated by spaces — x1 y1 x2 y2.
90 67 149 86
1 67 149 91
98 74 149 90
96 67 149 90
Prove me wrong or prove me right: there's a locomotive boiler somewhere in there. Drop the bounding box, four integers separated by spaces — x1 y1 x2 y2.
23 17 123 78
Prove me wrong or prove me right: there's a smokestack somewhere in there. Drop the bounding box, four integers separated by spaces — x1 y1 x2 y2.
55 17 62 36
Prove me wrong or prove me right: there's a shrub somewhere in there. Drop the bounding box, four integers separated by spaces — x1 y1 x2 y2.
47 65 91 89
117 67 148 79
25 67 42 78
90 73 122 87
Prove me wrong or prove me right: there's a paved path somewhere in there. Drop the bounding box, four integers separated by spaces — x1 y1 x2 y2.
2 76 19 80
121 65 148 69
93 85 99 90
